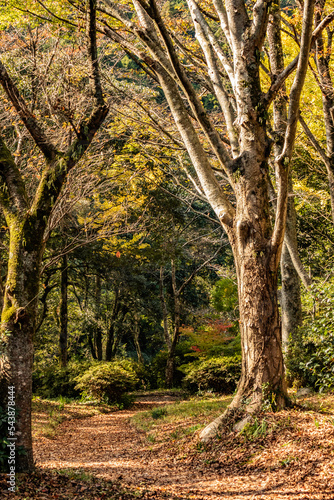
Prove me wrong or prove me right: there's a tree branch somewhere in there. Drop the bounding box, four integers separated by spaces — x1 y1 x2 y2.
271 0 315 256
212 0 233 50
0 136 28 215
141 0 233 172
265 9 334 106
251 0 271 48
29 0 108 215
299 113 330 166
0 61 58 161
186 0 238 156
87 0 104 106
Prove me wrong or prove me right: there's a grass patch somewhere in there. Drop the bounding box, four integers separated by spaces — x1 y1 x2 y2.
151 407 168 419
131 394 231 436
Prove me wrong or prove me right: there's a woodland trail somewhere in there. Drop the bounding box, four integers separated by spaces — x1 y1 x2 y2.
32 394 334 500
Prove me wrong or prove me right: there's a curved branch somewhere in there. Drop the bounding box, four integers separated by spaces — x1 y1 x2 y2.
0 136 28 215
0 61 58 161
141 0 233 172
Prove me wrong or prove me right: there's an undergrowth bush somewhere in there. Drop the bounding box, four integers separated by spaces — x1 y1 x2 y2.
75 361 139 404
181 355 241 394
286 282 334 391
32 360 91 399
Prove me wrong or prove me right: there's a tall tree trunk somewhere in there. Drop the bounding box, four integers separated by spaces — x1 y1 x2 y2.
165 259 180 388
105 291 120 361
280 196 302 349
1 218 44 472
59 254 68 367
88 331 97 360
228 157 287 411
100 0 315 439
159 266 172 351
0 0 108 473
94 275 103 361
267 4 303 351
133 315 144 364
105 323 115 362
233 252 286 409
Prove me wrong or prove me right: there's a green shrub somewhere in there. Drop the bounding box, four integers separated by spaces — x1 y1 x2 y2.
181 355 241 394
75 361 139 404
286 282 334 391
116 359 150 390
287 331 334 391
32 360 91 399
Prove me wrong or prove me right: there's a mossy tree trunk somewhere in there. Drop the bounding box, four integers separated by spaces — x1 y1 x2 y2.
1 214 46 471
0 0 108 471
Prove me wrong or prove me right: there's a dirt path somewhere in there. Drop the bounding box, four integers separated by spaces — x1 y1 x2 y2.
32 395 334 500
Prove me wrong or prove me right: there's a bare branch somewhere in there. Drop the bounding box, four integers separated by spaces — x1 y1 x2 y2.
0 135 28 215
141 0 233 171
223 0 249 50
312 10 334 40
35 0 77 27
0 61 58 161
251 0 270 48
265 9 334 105
280 0 315 160
177 242 224 295
187 0 238 156
299 113 330 166
212 0 233 50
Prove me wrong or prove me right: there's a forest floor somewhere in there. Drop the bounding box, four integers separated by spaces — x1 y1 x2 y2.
1 390 334 499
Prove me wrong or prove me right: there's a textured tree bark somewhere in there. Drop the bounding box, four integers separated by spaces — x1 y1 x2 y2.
59 254 68 367
228 145 287 411
1 217 44 472
233 252 286 410
280 197 303 348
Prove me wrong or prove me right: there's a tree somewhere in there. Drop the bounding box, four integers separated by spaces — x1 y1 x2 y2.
0 0 108 471
297 0 334 224
267 4 304 348
96 0 320 436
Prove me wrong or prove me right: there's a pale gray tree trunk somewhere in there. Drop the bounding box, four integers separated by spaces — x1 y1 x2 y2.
267 5 303 349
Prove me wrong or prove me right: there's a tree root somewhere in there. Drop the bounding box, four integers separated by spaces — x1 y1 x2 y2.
199 399 265 442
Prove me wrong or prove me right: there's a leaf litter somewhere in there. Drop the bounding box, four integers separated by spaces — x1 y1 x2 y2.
1 393 334 499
